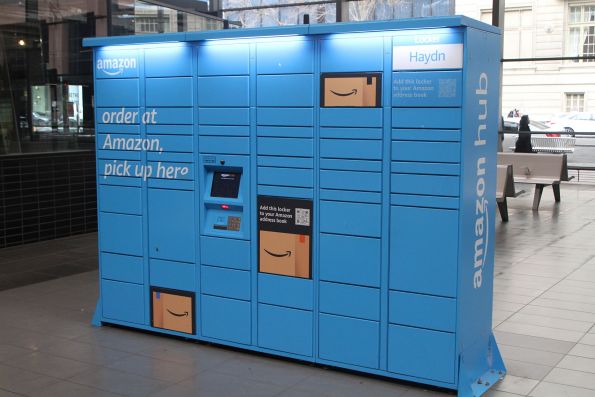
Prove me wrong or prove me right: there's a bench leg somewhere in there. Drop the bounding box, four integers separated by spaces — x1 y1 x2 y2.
533 184 545 211
497 199 509 222
553 183 561 202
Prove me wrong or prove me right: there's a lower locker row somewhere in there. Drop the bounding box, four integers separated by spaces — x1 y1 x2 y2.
101 278 456 383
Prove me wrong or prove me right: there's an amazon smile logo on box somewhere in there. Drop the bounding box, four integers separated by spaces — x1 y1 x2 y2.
96 57 137 76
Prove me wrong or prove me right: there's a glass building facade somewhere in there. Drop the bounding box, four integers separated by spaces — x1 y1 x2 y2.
0 0 455 247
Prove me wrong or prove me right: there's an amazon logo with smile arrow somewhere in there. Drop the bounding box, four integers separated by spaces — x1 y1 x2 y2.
264 249 292 258
330 88 358 97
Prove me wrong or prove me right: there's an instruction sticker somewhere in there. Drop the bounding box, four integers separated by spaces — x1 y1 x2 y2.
258 196 313 279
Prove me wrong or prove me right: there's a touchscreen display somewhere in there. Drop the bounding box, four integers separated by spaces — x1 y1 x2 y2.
211 172 241 198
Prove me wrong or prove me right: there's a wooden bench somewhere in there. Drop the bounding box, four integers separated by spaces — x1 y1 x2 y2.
496 164 516 222
497 153 570 211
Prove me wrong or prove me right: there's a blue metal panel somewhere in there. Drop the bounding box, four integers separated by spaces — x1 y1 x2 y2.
256 39 314 74
320 139 382 160
101 280 144 324
320 159 382 172
145 135 193 153
146 77 193 107
392 108 461 129
388 325 455 384
147 152 193 163
201 265 251 301
389 291 456 332
99 212 143 256
320 189 381 204
257 108 313 127
320 127 383 139
257 156 313 169
98 185 141 215
95 48 139 79
200 236 250 270
257 75 314 107
98 176 142 187
320 108 383 128
320 170 381 192
258 167 313 188
320 201 381 238
319 282 380 321
257 274 313 311
391 174 460 197
319 234 381 287
199 136 249 155
147 179 194 191
150 259 196 291
199 125 249 136
257 126 313 138
392 128 461 142
148 189 195 263
101 253 143 284
392 141 460 163
257 185 313 200
97 159 141 177
201 295 251 344
390 206 458 297
391 194 459 210
97 150 141 161
97 124 140 133
144 45 192 77
198 44 250 76
95 79 139 107
391 162 460 176
257 137 313 157
392 71 462 107
146 124 193 135
320 37 384 72
150 108 194 124
319 314 380 369
198 76 249 107
199 108 250 126
257 304 312 356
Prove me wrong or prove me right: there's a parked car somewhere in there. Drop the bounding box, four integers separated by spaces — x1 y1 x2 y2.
546 112 595 135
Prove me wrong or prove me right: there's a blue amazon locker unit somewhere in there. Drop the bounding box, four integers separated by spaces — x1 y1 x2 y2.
85 16 505 397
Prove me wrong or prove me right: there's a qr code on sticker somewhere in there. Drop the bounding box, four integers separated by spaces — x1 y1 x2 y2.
438 78 457 98
295 208 310 227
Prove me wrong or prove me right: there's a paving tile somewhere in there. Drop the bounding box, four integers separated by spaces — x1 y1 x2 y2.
289 369 410 397
0 344 35 363
39 339 132 366
529 381 595 397
27 380 122 397
211 355 317 388
502 359 554 381
150 370 286 397
495 321 584 343
568 344 595 359
484 391 524 397
0 363 61 395
580 333 595 346
518 305 595 323
494 374 539 395
544 368 595 390
506 312 593 333
499 345 564 367
106 354 201 383
68 367 172 396
531 297 595 314
7 350 96 379
556 355 595 374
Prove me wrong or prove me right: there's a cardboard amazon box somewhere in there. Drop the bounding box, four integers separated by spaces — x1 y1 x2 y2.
259 230 310 278
152 289 194 334
323 74 380 107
